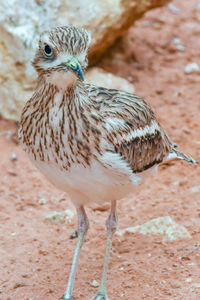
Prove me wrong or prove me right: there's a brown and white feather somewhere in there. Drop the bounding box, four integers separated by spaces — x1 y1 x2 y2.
19 26 195 206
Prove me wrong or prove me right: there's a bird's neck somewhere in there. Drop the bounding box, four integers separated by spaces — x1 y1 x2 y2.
36 73 88 109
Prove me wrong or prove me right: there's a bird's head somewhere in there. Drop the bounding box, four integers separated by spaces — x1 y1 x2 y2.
32 26 91 88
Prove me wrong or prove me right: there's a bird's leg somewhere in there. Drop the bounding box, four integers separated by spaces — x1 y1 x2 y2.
62 205 89 300
90 200 118 300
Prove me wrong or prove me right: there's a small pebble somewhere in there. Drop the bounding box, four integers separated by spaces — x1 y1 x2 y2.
173 90 183 97
176 44 185 51
122 261 131 266
11 153 17 161
172 263 178 267
90 280 99 287
184 63 200 74
189 185 200 194
38 198 47 205
171 37 181 44
127 76 133 82
191 283 200 288
44 209 74 224
168 3 180 14
70 230 78 239
186 278 192 283
171 37 185 51
11 232 16 236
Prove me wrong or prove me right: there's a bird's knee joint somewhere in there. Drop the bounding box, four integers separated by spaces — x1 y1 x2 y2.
78 217 89 233
106 215 117 232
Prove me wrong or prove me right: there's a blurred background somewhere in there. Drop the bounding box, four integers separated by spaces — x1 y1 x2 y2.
0 1 199 299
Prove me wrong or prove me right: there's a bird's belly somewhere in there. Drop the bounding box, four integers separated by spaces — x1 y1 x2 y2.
29 154 153 206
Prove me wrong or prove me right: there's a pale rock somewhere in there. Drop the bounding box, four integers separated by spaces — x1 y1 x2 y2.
171 37 181 44
176 44 185 51
85 68 135 93
90 280 99 287
11 232 17 236
184 63 200 74
44 209 74 224
171 37 185 51
186 278 192 283
0 0 169 121
11 153 17 161
168 3 180 14
116 216 191 241
38 198 47 205
189 185 200 194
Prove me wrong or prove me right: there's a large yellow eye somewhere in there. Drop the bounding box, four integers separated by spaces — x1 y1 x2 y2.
44 44 53 57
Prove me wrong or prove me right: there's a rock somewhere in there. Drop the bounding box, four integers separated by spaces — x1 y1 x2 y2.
171 37 181 44
116 216 191 241
0 0 169 121
121 261 131 266
189 185 200 194
184 63 200 74
44 209 74 224
168 3 180 14
171 37 185 51
90 280 99 287
176 44 185 51
11 153 17 161
85 68 135 93
11 232 17 236
87 0 170 64
38 198 47 205
70 230 78 239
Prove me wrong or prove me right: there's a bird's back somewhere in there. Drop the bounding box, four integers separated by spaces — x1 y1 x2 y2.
85 83 175 174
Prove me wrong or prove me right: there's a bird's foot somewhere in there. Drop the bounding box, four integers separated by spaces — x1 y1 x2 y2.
89 291 109 300
62 294 73 300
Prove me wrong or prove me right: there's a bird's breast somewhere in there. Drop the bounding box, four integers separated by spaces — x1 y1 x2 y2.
19 91 93 173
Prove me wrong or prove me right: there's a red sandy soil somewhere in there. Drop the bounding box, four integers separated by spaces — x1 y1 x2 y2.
0 0 200 299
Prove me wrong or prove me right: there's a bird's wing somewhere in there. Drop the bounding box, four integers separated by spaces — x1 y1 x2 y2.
86 84 173 173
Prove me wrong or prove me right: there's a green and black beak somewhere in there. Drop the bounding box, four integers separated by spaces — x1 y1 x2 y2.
64 57 84 81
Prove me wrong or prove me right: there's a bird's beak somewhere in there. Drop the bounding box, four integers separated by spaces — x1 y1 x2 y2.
64 57 84 81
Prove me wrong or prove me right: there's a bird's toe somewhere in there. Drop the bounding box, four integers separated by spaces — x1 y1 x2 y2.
62 294 74 300
89 292 109 300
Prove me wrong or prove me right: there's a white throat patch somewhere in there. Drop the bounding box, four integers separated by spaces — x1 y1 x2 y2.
46 70 77 90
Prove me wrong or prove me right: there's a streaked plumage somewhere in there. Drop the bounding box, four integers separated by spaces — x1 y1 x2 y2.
19 26 195 300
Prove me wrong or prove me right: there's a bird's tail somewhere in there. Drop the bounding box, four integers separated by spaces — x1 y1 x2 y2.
170 148 196 164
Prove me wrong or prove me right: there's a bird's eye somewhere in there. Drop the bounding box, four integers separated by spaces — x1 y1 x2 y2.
44 44 53 57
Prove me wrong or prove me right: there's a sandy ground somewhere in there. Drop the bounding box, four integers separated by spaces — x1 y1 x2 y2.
0 0 200 299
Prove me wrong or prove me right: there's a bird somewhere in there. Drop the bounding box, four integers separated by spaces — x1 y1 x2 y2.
18 26 195 300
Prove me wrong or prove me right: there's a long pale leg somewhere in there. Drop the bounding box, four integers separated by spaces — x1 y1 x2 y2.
90 200 118 300
62 205 89 300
